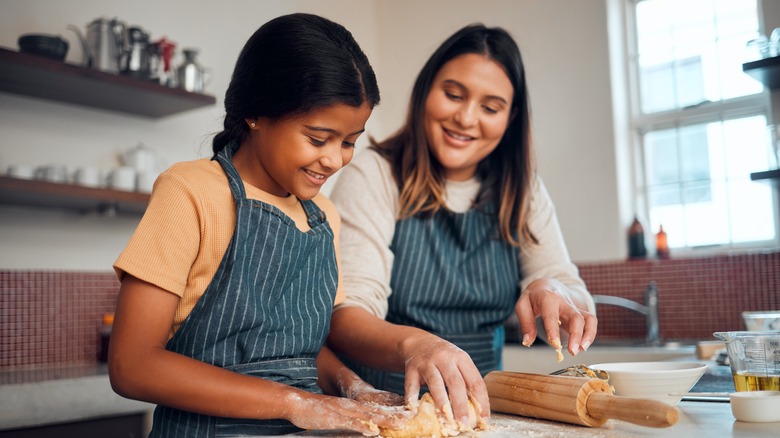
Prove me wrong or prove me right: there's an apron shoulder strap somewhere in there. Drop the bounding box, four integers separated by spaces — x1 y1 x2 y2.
214 142 247 201
300 199 327 229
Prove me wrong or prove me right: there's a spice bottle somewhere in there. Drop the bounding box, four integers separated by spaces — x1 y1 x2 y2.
656 225 670 259
628 216 647 259
98 313 114 363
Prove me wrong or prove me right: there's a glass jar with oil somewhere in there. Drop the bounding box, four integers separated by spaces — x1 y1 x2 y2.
714 331 780 391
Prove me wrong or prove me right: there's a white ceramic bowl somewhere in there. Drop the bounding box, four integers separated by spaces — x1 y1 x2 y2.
730 391 780 422
590 362 708 406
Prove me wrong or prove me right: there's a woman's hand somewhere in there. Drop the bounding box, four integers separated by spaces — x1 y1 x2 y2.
401 333 489 429
284 391 411 435
515 278 598 357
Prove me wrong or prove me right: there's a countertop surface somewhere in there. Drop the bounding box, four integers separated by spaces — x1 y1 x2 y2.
0 350 773 436
295 403 776 437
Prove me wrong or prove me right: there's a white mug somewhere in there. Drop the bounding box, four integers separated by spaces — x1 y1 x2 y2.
107 166 137 191
6 164 35 180
34 164 68 183
74 166 103 188
136 170 157 193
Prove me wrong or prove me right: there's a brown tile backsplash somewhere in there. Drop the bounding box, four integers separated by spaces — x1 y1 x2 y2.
1 251 779 371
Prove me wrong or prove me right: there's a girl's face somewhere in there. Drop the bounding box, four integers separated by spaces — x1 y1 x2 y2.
240 102 372 200
424 53 514 181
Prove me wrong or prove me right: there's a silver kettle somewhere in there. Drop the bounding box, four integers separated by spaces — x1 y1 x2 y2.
68 17 126 73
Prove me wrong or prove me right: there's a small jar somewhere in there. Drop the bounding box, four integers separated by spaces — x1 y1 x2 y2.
655 225 670 259
98 313 114 363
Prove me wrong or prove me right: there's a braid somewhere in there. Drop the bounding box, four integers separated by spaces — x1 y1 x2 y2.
212 115 247 157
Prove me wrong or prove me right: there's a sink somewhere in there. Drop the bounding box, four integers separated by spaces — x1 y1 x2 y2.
502 342 696 375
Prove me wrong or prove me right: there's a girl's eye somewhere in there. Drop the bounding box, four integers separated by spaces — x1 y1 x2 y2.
342 141 356 148
482 106 499 114
445 91 463 101
309 137 327 147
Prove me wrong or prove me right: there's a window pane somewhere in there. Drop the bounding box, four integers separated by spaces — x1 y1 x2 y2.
635 0 762 113
643 115 776 247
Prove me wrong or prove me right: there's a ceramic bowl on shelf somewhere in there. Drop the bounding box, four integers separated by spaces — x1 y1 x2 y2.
590 361 708 406
18 34 69 61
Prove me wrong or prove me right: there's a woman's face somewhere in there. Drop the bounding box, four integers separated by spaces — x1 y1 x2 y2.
239 102 372 200
424 53 514 181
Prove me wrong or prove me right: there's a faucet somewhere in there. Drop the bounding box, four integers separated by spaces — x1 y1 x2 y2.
592 282 660 345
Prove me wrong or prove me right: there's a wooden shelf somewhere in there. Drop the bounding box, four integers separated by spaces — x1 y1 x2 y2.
750 169 780 188
0 47 216 118
0 176 149 215
743 55 780 89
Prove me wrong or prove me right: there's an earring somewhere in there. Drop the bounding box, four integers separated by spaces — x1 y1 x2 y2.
250 122 256 128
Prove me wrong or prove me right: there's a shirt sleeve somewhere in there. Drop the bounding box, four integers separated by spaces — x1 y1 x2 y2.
519 177 596 314
329 149 400 318
113 166 203 297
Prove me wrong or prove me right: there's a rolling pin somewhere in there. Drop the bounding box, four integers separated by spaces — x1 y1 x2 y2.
484 371 678 428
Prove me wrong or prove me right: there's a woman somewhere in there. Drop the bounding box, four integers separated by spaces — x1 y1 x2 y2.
110 13 408 437
327 23 598 427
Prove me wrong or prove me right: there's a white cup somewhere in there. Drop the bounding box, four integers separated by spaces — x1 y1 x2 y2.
34 164 68 183
107 166 137 191
136 170 157 193
6 164 35 180
74 166 103 188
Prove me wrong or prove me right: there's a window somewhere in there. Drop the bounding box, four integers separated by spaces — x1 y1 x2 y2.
624 0 777 250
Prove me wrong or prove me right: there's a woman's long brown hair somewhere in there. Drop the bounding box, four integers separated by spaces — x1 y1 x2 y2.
373 24 537 247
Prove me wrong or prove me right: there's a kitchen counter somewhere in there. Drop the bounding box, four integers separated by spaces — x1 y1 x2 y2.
0 364 153 431
0 351 769 437
296 402 776 437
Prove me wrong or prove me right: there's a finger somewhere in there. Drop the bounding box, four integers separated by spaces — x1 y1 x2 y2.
541 307 562 347
564 312 584 355
439 363 469 426
515 297 537 346
404 369 421 411
462 364 490 419
421 367 450 420
580 312 598 350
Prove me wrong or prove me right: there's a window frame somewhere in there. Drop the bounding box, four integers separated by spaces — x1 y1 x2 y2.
617 0 779 255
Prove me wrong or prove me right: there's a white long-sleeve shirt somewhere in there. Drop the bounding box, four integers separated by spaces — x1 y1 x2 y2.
330 148 595 318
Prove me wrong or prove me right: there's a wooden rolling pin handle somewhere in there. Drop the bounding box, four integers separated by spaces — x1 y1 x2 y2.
586 393 679 428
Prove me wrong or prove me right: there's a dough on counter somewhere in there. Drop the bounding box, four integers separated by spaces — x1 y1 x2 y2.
378 393 487 438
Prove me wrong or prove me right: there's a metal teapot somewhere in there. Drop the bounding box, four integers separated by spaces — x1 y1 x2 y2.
68 17 126 73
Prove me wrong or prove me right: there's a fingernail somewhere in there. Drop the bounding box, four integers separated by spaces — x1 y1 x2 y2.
522 334 531 347
460 416 469 428
570 342 580 355
581 339 591 351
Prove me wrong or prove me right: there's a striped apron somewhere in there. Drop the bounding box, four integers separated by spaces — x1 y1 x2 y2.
150 142 338 437
354 207 520 394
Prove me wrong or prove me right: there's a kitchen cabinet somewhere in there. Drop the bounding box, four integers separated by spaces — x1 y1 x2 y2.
0 47 216 117
0 176 149 215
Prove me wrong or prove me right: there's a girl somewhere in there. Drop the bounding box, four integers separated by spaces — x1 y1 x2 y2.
327 24 598 427
110 13 407 437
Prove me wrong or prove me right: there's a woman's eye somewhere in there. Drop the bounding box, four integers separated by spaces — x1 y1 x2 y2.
483 106 499 114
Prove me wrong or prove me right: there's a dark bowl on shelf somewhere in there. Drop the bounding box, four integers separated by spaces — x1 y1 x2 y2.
18 34 69 61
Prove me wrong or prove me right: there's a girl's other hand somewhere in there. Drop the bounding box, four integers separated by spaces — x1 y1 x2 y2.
344 378 405 406
401 335 489 429
285 392 411 435
515 278 598 357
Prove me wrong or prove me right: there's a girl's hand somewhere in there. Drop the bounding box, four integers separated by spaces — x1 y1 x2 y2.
284 391 411 435
401 334 489 429
514 278 598 357
343 376 405 406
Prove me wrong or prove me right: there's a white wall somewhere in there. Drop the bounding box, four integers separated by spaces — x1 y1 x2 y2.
0 0 620 269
